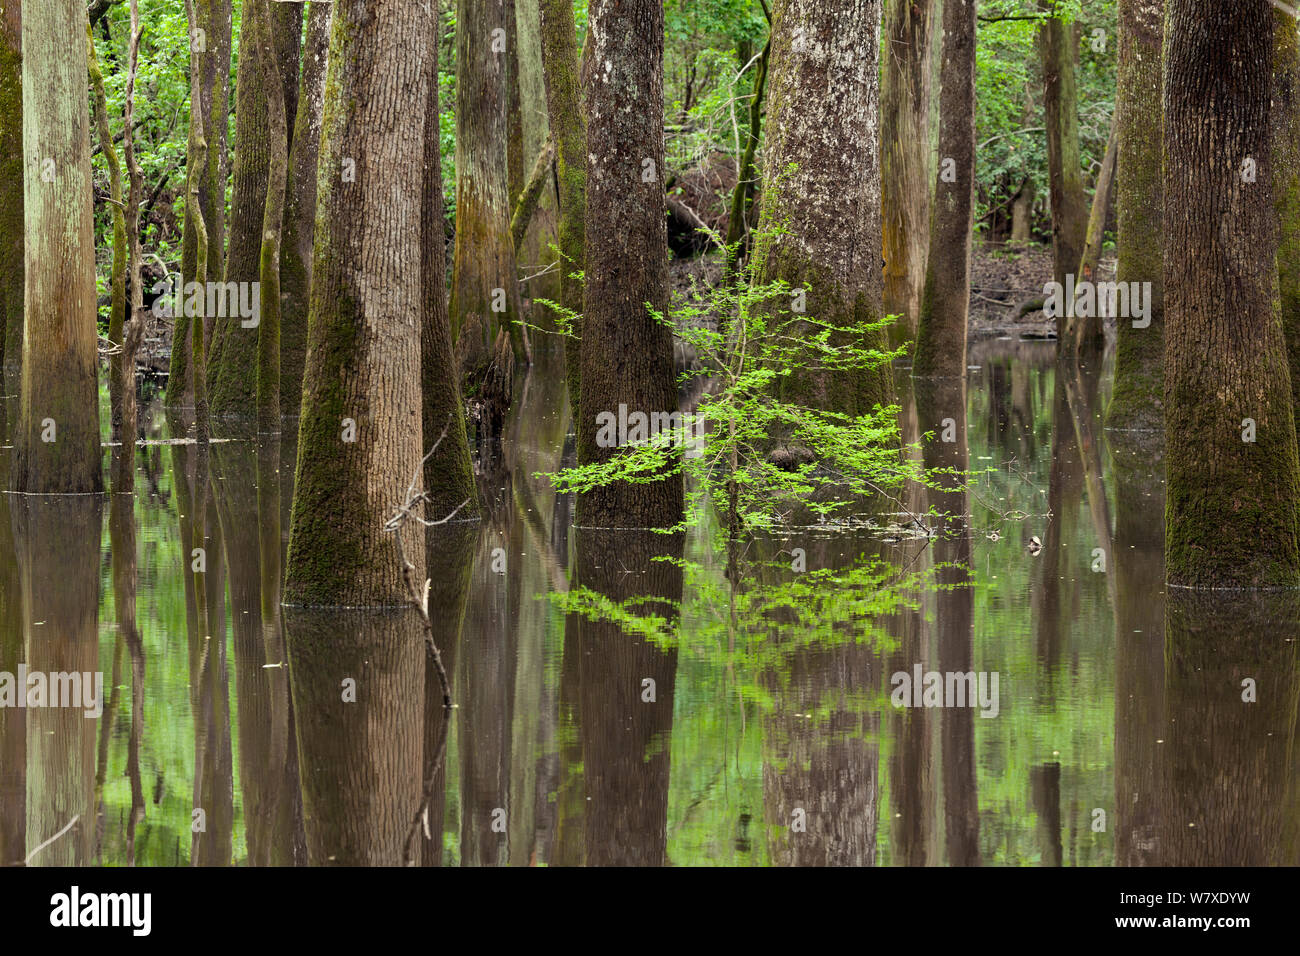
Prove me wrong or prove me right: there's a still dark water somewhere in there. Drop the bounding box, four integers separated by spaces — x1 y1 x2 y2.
1 339 1296 866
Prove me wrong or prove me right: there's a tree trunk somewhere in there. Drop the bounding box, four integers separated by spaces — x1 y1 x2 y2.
538 0 586 421
1039 3 1087 328
279 1 331 422
576 0 682 530
452 0 525 405
284 0 432 607
13 0 102 493
88 20 127 441
1010 178 1034 242
422 0 478 520
506 0 525 207
912 0 976 380
754 0 891 414
1274 10 1300 413
206 0 300 421
1107 0 1165 434
881 0 934 344
723 35 769 287
0 1 20 404
255 1 288 434
1163 0 1300 588
1070 113 1118 361
167 0 231 413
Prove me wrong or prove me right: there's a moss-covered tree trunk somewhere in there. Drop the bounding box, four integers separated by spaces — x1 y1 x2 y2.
1164 0 1300 588
912 0 975 380
167 0 231 413
1039 4 1087 325
206 0 299 421
421 0 478 520
538 0 586 421
576 0 682 530
0 1 21 405
1274 11 1300 414
452 0 525 401
279 1 330 423
12 0 102 494
284 0 432 607
1107 0 1165 434
881 0 933 344
754 0 892 414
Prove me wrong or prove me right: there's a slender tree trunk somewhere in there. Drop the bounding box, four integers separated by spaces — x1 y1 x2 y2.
1107 0 1165 434
13 0 102 493
1274 10 1300 414
284 0 432 607
1070 113 1118 361
881 0 934 344
724 36 769 285
1163 0 1300 588
576 0 682 530
422 0 478 520
118 0 144 488
754 0 891 414
452 0 525 401
167 0 232 413
255 3 288 434
913 0 976 380
506 0 525 206
538 0 586 421
1039 3 1088 326
183 0 213 443
87 20 127 441
280 1 331 422
0 1 20 403
207 0 299 420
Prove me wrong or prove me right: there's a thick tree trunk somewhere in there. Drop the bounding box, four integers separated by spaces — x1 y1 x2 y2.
912 0 976 380
1163 0 1300 588
167 0 231 413
881 0 934 344
13 0 102 493
422 1 478 520
284 0 432 607
279 1 331 422
538 0 586 420
1039 5 1088 327
754 0 891 414
0 1 20 402
206 0 300 420
1107 0 1165 434
576 0 682 530
452 0 525 403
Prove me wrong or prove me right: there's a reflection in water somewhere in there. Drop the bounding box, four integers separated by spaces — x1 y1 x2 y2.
1156 591 1300 866
11 495 102 865
2 345 1298 866
285 607 425 865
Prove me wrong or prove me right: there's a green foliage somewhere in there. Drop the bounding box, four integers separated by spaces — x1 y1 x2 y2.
539 221 937 537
